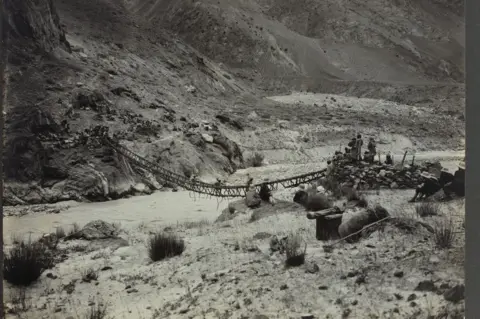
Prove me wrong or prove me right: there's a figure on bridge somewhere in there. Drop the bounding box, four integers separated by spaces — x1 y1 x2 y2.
246 174 254 191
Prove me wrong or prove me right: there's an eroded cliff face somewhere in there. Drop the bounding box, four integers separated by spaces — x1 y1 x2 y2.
5 0 70 52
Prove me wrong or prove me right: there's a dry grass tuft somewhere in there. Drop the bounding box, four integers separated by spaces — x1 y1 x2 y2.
285 232 306 267
416 202 440 217
3 239 54 286
84 301 110 319
147 232 185 262
434 218 456 249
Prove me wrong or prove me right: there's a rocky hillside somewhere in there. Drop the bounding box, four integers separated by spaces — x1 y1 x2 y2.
3 0 465 205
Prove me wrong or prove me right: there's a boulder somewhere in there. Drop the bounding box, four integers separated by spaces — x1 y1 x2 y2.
245 190 261 208
65 220 119 240
338 206 389 242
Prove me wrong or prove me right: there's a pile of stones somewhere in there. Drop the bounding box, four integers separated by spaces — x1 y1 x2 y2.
329 160 441 190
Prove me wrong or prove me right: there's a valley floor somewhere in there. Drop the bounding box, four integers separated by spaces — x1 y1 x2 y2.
3 156 465 319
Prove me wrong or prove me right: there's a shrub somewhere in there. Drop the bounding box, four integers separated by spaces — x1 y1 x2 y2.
4 239 54 286
246 152 264 167
415 202 440 217
434 219 455 249
147 232 185 262
285 233 306 267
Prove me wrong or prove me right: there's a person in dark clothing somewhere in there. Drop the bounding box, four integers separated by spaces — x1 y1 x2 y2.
438 169 454 187
293 184 308 204
367 137 376 160
364 151 374 164
246 174 254 191
409 172 442 202
348 138 357 161
385 153 393 165
443 164 465 198
259 178 273 204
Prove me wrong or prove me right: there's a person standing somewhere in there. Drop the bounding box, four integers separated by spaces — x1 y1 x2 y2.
367 137 376 160
348 137 357 161
356 134 364 161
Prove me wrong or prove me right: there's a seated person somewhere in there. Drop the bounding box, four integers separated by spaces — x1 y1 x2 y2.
409 172 442 202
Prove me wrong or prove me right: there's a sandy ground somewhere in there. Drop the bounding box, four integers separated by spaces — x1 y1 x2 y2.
4 1 465 318
3 151 465 319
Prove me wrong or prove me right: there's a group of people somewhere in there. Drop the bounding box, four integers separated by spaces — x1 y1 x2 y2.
331 134 393 166
409 161 465 202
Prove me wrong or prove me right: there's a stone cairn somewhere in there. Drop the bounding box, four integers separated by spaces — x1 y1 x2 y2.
328 159 440 190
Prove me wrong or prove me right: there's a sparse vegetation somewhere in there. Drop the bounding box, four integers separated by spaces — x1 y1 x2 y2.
147 232 185 262
285 232 306 267
81 267 99 283
179 219 211 229
9 287 31 313
416 202 440 217
245 152 264 167
4 239 54 286
84 301 110 319
434 218 456 249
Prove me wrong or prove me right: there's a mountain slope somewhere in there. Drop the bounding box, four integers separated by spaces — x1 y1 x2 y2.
3 0 465 205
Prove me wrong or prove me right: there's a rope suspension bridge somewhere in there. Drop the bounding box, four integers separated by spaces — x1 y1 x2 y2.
103 136 327 198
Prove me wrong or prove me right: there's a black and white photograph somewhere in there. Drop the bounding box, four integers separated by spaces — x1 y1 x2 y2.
1 0 467 318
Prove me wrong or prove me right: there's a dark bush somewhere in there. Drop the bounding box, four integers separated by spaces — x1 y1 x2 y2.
147 232 185 262
434 219 455 249
285 233 306 267
4 239 54 286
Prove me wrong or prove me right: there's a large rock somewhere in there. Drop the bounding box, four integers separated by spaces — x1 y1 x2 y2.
65 220 119 240
304 192 332 212
338 206 389 242
245 190 261 208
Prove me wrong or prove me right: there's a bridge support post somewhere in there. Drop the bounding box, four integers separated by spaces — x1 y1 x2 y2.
307 207 343 241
